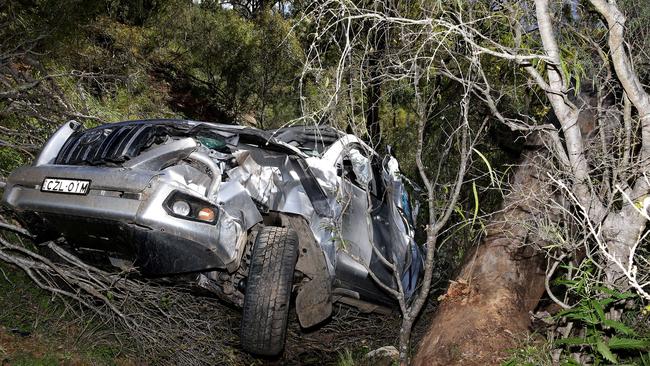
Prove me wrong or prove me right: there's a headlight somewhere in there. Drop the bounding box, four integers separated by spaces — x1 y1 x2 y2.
172 200 191 216
164 191 219 224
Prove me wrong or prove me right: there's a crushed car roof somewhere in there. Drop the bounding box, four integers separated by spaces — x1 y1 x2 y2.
55 119 346 166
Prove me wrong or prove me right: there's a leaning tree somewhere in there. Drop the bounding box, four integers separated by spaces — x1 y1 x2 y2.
301 0 650 364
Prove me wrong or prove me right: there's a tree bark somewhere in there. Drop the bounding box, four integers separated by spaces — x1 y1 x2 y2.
414 143 556 365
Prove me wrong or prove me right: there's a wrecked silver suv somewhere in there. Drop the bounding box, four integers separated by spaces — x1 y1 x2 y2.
2 119 423 355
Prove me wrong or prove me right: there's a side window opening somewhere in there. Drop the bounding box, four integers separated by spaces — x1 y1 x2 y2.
336 145 386 200
337 146 371 189
341 158 359 184
370 156 385 199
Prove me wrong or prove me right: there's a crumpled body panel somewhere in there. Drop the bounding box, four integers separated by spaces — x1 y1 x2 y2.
2 119 423 306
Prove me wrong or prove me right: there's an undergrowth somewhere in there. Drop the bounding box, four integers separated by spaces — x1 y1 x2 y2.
504 265 650 366
0 261 139 365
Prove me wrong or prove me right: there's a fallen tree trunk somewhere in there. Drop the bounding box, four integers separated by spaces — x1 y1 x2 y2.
414 143 557 365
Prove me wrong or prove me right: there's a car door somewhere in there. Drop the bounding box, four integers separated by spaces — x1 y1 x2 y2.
333 144 397 305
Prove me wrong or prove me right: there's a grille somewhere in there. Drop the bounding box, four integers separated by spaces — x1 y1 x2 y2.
56 124 157 165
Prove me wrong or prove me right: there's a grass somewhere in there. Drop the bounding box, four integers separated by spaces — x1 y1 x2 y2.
502 343 553 366
336 349 357 366
335 346 400 366
0 261 140 365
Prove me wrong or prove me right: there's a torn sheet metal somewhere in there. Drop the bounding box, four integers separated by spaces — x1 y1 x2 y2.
228 150 281 208
305 157 338 193
217 181 263 230
161 164 212 197
348 148 372 186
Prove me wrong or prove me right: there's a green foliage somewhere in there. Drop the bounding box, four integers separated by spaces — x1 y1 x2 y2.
548 267 650 365
0 1 183 173
152 3 303 125
0 148 26 177
335 346 380 366
1 0 305 136
337 349 357 366
503 341 554 366
505 262 650 366
552 293 650 364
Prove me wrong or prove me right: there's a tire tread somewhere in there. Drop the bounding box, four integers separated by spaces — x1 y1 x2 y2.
240 226 298 356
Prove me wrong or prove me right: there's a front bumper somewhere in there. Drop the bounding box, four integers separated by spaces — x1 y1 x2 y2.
2 164 246 274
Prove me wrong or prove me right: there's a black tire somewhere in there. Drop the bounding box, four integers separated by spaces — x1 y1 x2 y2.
240 226 299 356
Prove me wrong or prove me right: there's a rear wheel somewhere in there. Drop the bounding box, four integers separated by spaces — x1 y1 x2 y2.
240 226 299 356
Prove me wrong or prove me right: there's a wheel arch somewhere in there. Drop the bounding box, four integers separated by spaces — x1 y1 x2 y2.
278 213 333 328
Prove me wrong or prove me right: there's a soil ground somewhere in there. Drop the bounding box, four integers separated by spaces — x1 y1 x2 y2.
0 261 437 365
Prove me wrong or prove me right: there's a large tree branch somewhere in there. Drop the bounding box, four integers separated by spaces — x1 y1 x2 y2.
589 0 650 209
534 0 605 219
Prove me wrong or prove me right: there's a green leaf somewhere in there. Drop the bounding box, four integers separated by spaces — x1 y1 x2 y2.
561 309 598 324
608 337 650 350
562 358 581 366
598 298 617 308
472 148 497 187
592 299 606 322
454 205 466 221
597 338 618 364
471 181 479 226
603 320 636 336
559 57 569 82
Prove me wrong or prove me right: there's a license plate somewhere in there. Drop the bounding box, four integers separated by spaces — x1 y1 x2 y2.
41 178 91 195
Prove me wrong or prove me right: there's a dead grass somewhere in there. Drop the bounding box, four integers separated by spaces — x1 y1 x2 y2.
0 262 143 366
0 256 416 366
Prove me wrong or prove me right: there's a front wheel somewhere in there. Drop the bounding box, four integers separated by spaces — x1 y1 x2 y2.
240 226 299 356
